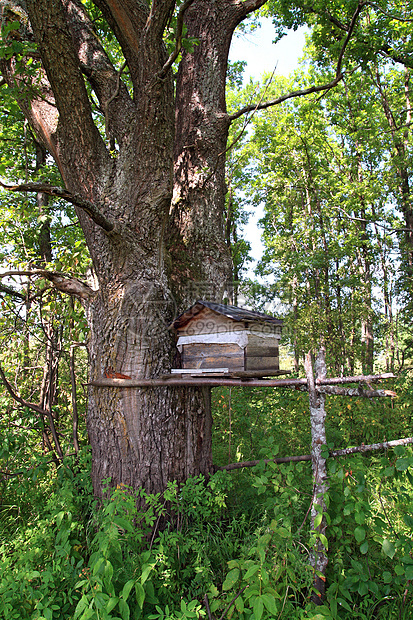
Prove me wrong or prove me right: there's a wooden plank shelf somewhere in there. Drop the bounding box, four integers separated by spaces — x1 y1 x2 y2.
168 369 291 379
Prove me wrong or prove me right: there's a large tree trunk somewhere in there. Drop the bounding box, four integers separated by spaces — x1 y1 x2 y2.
0 0 264 497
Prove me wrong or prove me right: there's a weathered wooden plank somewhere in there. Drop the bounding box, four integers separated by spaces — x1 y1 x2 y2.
245 356 279 371
182 343 244 370
229 370 291 378
171 368 230 374
247 333 280 346
246 345 279 357
182 343 242 358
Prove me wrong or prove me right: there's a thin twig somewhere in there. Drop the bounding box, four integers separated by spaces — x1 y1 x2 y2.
159 0 196 78
204 594 213 620
0 453 76 478
297 489 315 534
0 282 26 300
218 585 248 620
70 345 80 454
366 1 413 22
277 585 290 620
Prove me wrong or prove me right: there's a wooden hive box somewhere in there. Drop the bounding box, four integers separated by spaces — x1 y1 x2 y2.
171 300 283 375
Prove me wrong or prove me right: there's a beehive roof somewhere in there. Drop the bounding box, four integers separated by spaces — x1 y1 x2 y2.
171 300 283 330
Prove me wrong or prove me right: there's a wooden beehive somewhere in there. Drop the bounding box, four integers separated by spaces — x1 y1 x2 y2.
171 300 283 375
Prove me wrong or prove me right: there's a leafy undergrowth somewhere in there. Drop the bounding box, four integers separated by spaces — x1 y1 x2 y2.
1 375 413 620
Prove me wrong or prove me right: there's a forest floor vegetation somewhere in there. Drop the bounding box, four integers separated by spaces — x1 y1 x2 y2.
1 373 413 619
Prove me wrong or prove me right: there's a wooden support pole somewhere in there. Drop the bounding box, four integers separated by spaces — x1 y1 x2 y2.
305 348 329 605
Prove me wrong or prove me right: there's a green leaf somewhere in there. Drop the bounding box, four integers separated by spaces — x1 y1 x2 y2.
104 560 114 582
403 514 413 528
382 539 396 559
336 597 352 612
73 595 88 619
106 597 119 613
320 444 330 459
135 583 145 609
222 568 240 591
114 516 134 532
141 564 153 584
261 593 278 615
244 564 260 580
235 596 244 613
119 598 130 620
354 511 366 524
253 596 264 620
360 541 369 554
354 527 366 543
314 513 323 528
121 579 135 601
383 571 392 583
319 533 328 550
395 458 410 471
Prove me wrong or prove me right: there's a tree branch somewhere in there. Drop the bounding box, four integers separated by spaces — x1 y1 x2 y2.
216 454 312 472
217 437 413 472
296 381 397 397
158 0 196 78
146 0 176 41
330 436 413 458
0 282 26 300
336 1 367 77
229 1 366 122
0 180 115 232
229 75 345 121
0 269 95 300
62 0 136 147
316 385 397 398
238 0 268 12
366 2 413 22
91 0 149 85
26 0 108 167
0 362 63 458
309 0 413 68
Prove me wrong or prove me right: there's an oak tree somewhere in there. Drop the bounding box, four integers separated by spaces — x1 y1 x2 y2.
0 0 411 496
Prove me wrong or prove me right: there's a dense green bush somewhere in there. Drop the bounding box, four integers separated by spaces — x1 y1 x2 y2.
1 377 412 619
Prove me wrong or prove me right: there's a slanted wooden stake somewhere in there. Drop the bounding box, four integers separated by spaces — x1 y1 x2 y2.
305 348 328 604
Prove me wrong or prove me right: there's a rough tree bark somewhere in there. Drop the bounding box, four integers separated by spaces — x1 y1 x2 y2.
0 0 265 497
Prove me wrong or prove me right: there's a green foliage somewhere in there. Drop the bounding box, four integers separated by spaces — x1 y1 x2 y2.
1 375 413 618
1 2 413 618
